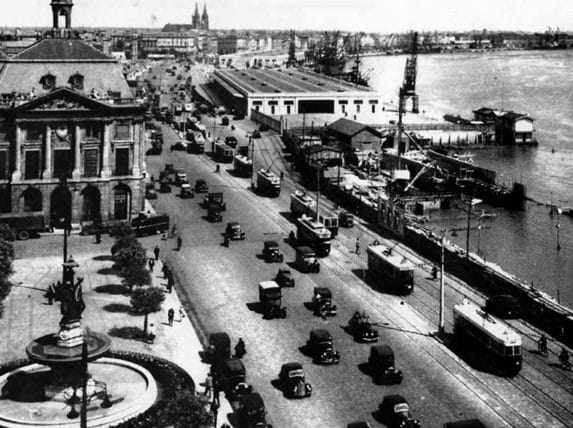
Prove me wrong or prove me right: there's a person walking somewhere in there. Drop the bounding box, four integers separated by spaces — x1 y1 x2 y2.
179 306 186 322
153 246 160 261
148 258 155 272
167 308 175 326
167 275 173 293
147 323 156 343
95 229 101 244
203 373 213 399
176 236 182 251
170 224 177 239
431 265 438 280
355 237 361 255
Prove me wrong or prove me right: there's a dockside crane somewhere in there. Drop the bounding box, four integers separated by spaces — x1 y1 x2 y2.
394 31 420 154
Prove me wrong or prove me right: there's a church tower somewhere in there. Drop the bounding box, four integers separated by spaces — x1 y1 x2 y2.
192 2 201 29
201 3 209 30
50 0 74 38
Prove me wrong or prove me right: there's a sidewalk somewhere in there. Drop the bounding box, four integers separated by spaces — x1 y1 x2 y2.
0 242 232 426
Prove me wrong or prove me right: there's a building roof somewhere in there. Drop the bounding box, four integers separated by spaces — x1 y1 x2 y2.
215 67 375 95
14 38 113 61
327 118 378 137
502 111 533 122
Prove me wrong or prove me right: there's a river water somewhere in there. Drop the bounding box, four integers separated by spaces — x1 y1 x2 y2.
363 50 573 308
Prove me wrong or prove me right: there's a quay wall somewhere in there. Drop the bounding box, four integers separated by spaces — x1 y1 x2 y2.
403 223 573 346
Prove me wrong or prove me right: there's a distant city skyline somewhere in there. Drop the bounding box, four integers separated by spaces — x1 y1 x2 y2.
1 0 572 33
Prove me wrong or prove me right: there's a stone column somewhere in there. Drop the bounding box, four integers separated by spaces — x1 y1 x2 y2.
11 125 22 182
101 123 111 179
72 124 81 179
43 124 52 179
132 122 141 176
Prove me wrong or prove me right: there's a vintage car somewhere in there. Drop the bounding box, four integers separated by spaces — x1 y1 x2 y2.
170 141 187 151
226 222 245 240
312 287 337 317
379 394 421 428
274 268 295 288
295 246 320 273
339 211 354 228
485 294 521 319
278 362 312 399
307 329 340 365
180 183 194 199
262 240 284 263
207 203 223 222
131 213 169 237
202 192 226 211
259 281 286 319
208 332 231 365
145 183 157 199
216 358 252 400
236 393 272 428
225 136 238 147
368 345 403 385
195 179 209 193
164 163 175 175
174 169 188 186
347 311 379 343
159 178 171 193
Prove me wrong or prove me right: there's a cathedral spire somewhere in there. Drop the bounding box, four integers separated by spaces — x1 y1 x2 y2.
200 2 209 30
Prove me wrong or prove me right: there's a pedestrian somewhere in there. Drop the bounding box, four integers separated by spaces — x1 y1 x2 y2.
153 246 160 261
148 258 155 272
167 308 175 326
432 265 438 280
176 236 182 251
280 171 284 180
355 238 361 255
203 373 213 398
167 276 173 293
179 305 186 322
95 229 101 244
170 224 177 238
147 323 156 343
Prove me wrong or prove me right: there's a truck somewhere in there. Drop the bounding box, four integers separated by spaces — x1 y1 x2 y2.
233 155 253 178
214 141 235 163
0 212 48 240
296 215 331 257
256 168 281 197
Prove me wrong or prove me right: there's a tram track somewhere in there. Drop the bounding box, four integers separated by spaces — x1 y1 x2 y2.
192 125 572 426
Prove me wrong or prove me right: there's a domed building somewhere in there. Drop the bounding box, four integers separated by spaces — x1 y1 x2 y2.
0 0 147 229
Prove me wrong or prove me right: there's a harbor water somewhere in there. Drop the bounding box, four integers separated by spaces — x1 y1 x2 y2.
363 50 573 308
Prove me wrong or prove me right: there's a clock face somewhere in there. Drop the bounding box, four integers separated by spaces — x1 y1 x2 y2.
56 125 68 139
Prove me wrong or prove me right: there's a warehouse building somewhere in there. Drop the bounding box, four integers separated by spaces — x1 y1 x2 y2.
211 68 384 118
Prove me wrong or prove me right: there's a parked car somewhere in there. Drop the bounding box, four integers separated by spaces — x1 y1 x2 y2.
485 294 521 319
263 240 284 263
347 311 379 343
226 222 245 240
307 329 340 365
236 393 272 428
195 179 209 193
221 116 230 126
170 141 187 151
259 281 286 319
131 212 169 237
274 268 294 288
174 169 188 186
278 362 312 398
159 178 171 193
295 246 320 273
368 345 403 385
312 287 337 317
216 358 252 400
202 192 226 211
145 183 157 200
379 394 421 428
180 183 194 199
208 332 231 365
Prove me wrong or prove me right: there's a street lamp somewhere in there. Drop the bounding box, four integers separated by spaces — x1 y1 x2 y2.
556 208 561 251
247 133 256 189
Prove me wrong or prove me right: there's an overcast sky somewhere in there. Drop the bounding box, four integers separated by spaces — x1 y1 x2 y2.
2 0 572 33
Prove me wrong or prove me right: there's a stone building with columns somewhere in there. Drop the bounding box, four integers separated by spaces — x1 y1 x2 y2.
0 0 147 228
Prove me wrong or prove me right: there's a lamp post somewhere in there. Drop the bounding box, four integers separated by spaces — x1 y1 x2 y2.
247 133 256 189
556 209 561 251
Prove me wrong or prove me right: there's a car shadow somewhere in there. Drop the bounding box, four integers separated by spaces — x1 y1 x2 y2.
298 344 312 359
303 301 316 313
270 378 283 394
357 362 374 380
198 350 211 364
371 409 388 426
246 302 265 315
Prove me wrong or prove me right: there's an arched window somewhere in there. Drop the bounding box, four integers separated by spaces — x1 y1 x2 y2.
39 73 56 90
22 187 42 212
68 73 84 91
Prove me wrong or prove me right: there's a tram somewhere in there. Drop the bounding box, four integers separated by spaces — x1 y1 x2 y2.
233 155 253 178
453 299 522 376
366 244 414 294
296 215 331 257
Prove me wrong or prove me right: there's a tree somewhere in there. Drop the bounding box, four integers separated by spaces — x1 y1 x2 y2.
0 224 15 242
160 390 214 427
112 240 147 275
122 264 152 291
130 287 165 335
0 238 15 318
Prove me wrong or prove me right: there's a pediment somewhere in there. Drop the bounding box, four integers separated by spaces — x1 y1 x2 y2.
14 87 111 113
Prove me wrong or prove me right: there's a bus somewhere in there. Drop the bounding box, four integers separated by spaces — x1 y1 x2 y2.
453 299 522 376
366 244 414 294
296 215 331 257
233 155 253 178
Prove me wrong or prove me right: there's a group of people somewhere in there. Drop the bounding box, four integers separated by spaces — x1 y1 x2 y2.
538 334 570 370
